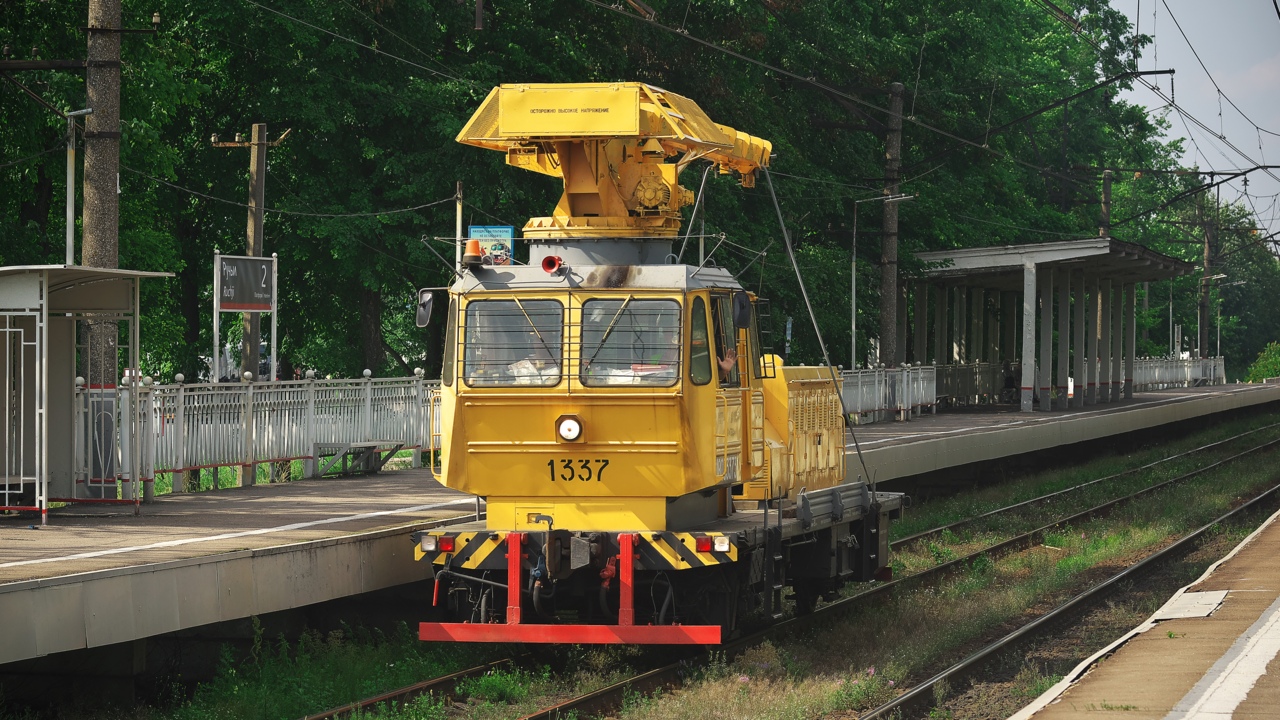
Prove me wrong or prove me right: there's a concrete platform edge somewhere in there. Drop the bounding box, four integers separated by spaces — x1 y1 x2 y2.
861 386 1280 484
0 510 478 665
1007 504 1280 720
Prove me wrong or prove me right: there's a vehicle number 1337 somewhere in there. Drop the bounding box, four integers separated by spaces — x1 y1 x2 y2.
547 458 610 482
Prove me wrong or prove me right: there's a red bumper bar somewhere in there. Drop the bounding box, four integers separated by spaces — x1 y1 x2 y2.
419 622 721 645
423 530 723 645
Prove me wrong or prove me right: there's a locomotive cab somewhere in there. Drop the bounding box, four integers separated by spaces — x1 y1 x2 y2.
432 263 781 534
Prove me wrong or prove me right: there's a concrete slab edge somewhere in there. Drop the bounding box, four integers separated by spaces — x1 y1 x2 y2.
0 510 477 595
1006 504 1280 720
0 509 484 665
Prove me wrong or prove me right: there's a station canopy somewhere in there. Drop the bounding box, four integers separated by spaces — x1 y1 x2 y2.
915 238 1195 288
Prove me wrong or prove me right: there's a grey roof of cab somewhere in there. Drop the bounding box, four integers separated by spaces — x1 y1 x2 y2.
450 264 744 292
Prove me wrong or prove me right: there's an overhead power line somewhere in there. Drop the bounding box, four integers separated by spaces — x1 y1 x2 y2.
1160 0 1280 138
239 0 477 88
581 0 1092 190
0 144 62 170
122 165 455 217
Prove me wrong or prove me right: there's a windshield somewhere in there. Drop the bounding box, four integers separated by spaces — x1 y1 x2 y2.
580 298 681 387
463 299 563 386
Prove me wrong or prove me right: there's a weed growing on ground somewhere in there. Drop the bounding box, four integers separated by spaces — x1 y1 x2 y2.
456 668 535 705
155 622 491 720
828 665 902 712
1011 664 1061 698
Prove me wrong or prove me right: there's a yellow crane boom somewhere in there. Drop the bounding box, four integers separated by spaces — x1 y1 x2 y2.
456 82 772 239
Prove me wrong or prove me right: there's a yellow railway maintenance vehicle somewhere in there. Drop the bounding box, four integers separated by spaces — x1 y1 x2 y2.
413 83 903 644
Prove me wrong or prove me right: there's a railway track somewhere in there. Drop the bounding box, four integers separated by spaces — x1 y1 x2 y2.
300 423 1280 720
861 477 1280 719
890 420 1280 551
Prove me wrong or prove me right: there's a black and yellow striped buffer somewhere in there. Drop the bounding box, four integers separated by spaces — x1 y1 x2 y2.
414 530 738 571
415 531 508 570
636 532 737 570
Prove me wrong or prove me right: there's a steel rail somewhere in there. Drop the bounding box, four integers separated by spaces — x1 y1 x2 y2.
298 658 513 720
861 479 1280 719
891 421 1280 551
514 432 1280 720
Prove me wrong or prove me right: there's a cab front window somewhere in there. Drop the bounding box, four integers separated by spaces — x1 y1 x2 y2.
462 299 563 386
580 298 681 387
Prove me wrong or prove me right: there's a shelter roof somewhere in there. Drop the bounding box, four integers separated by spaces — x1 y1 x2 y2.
0 265 172 290
0 265 172 314
914 238 1194 290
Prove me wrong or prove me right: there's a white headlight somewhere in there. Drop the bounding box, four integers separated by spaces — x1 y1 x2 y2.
713 536 731 552
421 535 438 552
558 416 582 441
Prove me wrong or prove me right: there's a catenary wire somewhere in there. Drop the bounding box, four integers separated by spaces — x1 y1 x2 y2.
0 144 62 170
240 0 476 87
581 0 1092 191
122 165 455 217
1160 1 1280 138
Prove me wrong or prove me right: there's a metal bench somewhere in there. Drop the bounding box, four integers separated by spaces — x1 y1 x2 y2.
312 441 405 477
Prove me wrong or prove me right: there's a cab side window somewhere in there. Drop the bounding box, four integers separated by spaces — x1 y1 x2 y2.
689 297 713 385
711 294 740 387
442 297 457 386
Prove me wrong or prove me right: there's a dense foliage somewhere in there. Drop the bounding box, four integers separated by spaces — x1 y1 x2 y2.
3 0 1277 379
1245 342 1280 383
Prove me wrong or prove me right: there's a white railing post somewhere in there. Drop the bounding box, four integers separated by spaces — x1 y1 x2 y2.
412 372 423 469
304 372 317 478
173 379 186 493
242 378 255 487
363 370 373 441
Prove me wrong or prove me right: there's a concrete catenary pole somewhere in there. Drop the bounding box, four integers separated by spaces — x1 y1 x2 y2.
878 82 904 367
1197 191 1213 358
83 0 120 271
83 0 122 500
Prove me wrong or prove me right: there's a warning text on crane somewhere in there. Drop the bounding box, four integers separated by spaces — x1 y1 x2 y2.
498 85 640 137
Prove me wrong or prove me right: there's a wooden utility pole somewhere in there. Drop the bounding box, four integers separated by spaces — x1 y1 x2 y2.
213 124 290 383
244 123 267 382
879 82 904 367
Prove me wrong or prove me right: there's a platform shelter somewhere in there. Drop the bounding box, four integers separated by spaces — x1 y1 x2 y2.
912 239 1195 412
0 265 170 522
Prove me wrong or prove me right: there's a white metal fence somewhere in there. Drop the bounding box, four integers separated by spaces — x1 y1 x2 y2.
77 357 1229 494
1132 357 1226 391
840 365 937 423
934 362 1009 404
77 375 438 492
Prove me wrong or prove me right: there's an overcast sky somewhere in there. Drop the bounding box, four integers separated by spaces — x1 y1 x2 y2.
1110 0 1280 242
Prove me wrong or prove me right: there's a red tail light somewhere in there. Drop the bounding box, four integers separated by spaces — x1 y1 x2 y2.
439 535 456 553
695 536 712 553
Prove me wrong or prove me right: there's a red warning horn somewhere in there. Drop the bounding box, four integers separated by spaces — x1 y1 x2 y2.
541 255 563 274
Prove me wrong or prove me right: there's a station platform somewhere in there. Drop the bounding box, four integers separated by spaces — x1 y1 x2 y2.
0 473 474 666
1011 504 1280 720
852 383 1280 485
1 384 1277 670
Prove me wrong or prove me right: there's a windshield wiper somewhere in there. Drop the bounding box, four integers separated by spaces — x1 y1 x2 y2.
511 297 559 366
583 295 634 368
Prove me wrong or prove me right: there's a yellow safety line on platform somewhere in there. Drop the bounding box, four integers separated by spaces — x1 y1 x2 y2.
0 498 477 569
